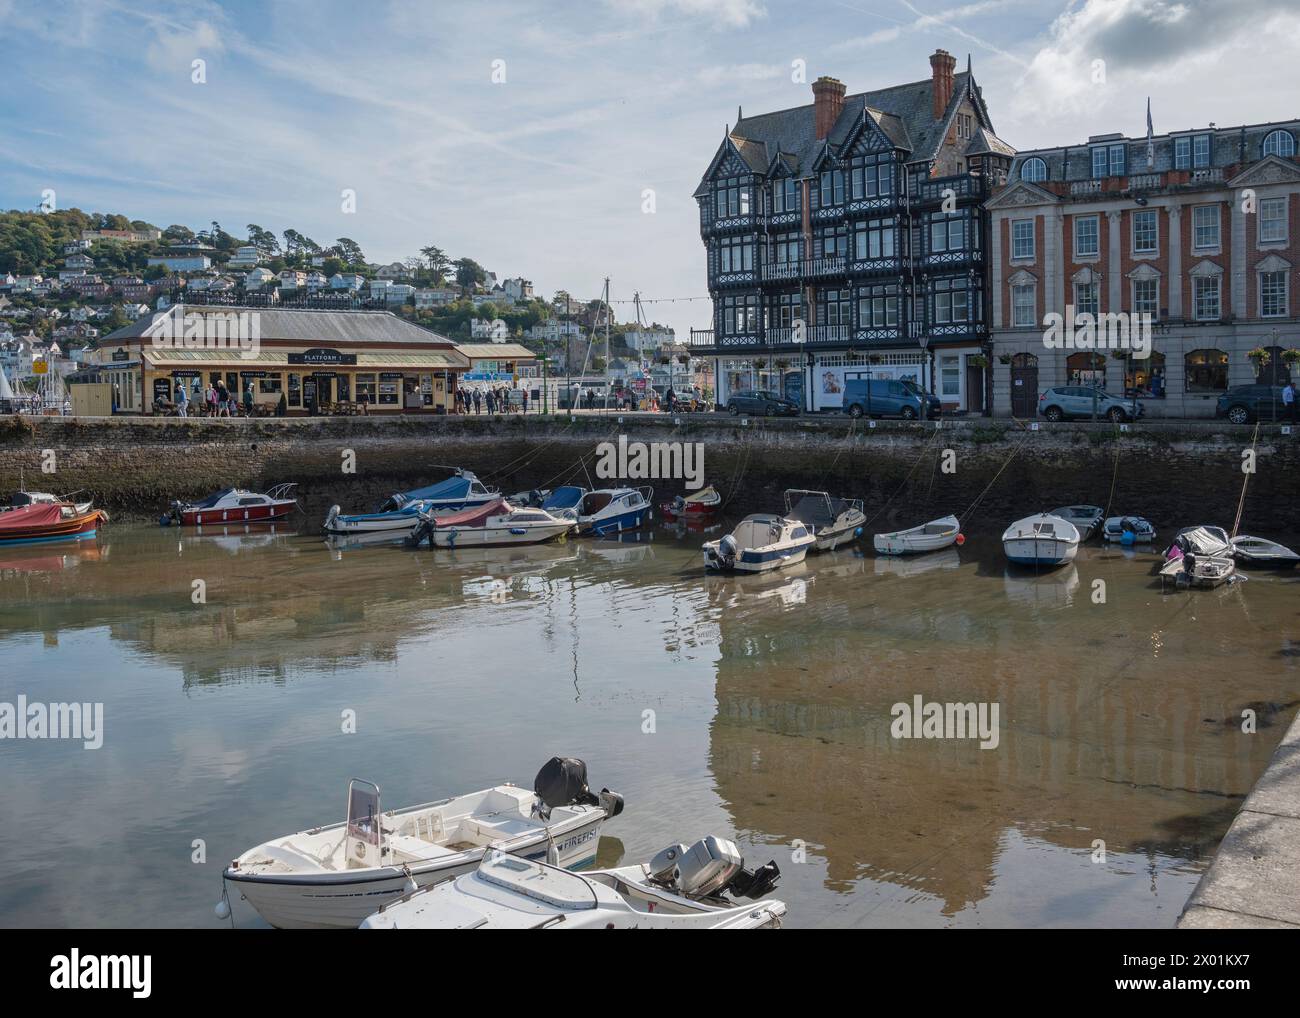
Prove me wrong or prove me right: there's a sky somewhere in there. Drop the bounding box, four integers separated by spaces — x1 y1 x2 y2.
2 0 1299 338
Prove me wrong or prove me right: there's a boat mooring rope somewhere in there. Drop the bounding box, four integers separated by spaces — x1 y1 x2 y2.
1230 423 1260 538
957 422 1035 529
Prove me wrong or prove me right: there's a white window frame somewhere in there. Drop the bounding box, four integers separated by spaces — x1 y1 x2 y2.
1132 209 1158 255
1091 148 1108 178
1132 278 1158 317
1011 219 1035 259
1260 271 1288 318
1012 284 1036 327
1174 137 1191 170
1193 275 1221 321
1074 281 1099 316
1192 205 1220 250
1260 197 1287 244
1020 157 1047 183
1262 130 1296 158
1074 215 1100 258
1193 134 1211 168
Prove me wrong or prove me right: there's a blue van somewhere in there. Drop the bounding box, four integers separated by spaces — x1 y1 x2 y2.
841 378 941 420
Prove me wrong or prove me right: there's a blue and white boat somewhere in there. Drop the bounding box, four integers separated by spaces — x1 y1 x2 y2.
703 514 816 573
1102 515 1157 544
324 468 498 536
1002 513 1080 567
573 487 653 536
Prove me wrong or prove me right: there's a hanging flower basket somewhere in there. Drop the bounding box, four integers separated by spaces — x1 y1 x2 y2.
967 354 989 368
868 354 883 364
1281 348 1300 364
1248 347 1271 367
774 358 790 370
997 353 1013 365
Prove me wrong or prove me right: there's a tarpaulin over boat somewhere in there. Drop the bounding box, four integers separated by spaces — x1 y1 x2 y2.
400 475 474 502
542 486 584 511
433 498 507 528
0 503 66 531
533 757 599 808
786 494 852 527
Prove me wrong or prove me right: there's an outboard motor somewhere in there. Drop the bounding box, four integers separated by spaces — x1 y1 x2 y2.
324 505 341 532
647 836 780 901
718 534 738 568
532 756 623 821
404 510 435 549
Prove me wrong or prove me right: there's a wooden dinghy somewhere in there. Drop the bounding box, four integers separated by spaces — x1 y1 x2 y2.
0 502 108 546
873 514 960 556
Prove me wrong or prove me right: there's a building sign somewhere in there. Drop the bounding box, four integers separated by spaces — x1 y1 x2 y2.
464 371 514 382
239 370 269 378
153 378 172 402
288 348 357 365
379 371 404 380
172 370 201 378
111 349 130 362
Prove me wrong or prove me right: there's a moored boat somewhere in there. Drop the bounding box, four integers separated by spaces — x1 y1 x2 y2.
222 757 624 930
406 498 573 548
360 835 784 930
324 469 498 536
3 489 93 515
1163 525 1232 562
1231 535 1300 569
1102 515 1157 544
873 514 960 556
574 487 653 536
167 483 297 526
784 489 866 551
1159 552 1236 589
0 502 108 546
1049 505 1104 541
659 485 722 522
703 514 816 573
1002 513 1080 567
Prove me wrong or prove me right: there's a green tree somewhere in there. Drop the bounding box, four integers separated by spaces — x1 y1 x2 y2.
453 256 486 293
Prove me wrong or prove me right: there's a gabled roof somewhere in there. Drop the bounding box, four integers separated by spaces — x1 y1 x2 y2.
101 304 457 346
695 67 999 194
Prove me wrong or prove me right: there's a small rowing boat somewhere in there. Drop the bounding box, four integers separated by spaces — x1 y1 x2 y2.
703 514 816 573
873 514 960 556
1159 553 1236 589
1002 513 1080 567
784 489 866 551
1049 505 1104 541
222 757 623 930
360 835 784 930
1231 535 1300 569
0 502 108 546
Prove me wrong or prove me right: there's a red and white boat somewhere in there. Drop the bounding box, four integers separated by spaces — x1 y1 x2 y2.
168 483 298 526
659 485 722 522
0 502 108 546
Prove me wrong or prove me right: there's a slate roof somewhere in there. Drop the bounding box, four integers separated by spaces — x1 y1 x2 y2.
697 67 1011 195
102 304 456 346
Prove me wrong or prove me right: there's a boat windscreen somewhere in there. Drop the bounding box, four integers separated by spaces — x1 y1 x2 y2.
193 488 234 508
788 495 847 527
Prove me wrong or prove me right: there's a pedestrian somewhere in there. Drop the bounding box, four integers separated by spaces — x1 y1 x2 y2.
521 387 529 413
486 389 496 414
243 383 254 416
276 391 287 417
206 383 217 417
175 380 188 417
1283 379 1297 423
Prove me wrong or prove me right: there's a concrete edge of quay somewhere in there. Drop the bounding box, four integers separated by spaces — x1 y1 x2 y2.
1178 707 1300 929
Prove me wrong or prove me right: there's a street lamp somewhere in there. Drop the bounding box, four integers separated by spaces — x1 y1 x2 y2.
917 331 930 421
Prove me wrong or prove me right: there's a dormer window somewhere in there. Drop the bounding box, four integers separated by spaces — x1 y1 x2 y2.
771 178 801 214
1262 129 1296 158
714 176 751 218
1020 157 1047 183
1091 144 1126 178
819 169 845 207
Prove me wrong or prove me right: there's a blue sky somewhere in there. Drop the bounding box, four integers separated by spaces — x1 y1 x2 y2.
2 0 1298 338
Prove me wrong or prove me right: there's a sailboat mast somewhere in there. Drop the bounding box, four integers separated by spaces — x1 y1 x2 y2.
603 277 611 412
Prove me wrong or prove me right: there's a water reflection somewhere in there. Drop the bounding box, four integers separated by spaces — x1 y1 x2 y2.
0 521 1295 928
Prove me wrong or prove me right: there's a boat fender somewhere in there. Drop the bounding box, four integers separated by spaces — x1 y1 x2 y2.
214 898 231 920
955 533 965 546
159 515 172 527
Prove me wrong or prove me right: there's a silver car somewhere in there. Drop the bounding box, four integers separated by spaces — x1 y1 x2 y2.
1038 386 1142 423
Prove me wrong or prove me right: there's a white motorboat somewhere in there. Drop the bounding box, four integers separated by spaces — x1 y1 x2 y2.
323 469 498 536
1164 525 1233 561
1002 513 1080 567
1049 505 1104 541
1232 535 1300 569
873 514 960 556
222 757 623 929
361 835 785 930
406 498 573 548
703 514 816 573
784 489 866 551
167 483 297 526
1102 515 1157 544
573 487 653 536
1159 553 1236 589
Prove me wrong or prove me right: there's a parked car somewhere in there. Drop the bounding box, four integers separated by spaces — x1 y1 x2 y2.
726 389 799 417
1037 386 1143 422
1215 384 1286 425
841 378 941 420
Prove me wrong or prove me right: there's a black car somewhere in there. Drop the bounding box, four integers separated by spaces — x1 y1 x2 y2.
1215 384 1286 425
726 389 799 417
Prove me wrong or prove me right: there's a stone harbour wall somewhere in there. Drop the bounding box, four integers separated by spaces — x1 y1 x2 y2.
1 413 1297 535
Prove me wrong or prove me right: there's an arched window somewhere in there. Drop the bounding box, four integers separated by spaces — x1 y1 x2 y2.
1066 352 1106 387
1010 352 1039 368
1020 157 1048 183
1185 349 1228 392
1262 130 1296 158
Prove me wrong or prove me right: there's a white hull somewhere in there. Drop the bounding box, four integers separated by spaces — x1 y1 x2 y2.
705 543 813 573
1003 537 1078 566
873 515 960 556
227 809 605 930
430 521 571 547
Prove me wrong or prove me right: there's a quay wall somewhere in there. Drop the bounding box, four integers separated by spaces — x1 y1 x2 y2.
1 414 1298 533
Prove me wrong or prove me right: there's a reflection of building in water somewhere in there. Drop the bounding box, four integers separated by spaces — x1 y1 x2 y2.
706 570 1281 914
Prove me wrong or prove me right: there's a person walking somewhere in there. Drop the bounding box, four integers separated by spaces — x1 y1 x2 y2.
1283 379 1297 424
521 387 529 414
205 383 217 417
175 381 188 417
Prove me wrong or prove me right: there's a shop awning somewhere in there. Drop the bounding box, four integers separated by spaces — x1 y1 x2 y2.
141 347 470 370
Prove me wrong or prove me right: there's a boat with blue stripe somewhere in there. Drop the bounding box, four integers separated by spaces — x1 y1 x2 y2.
570 487 654 537
323 468 498 536
703 514 816 573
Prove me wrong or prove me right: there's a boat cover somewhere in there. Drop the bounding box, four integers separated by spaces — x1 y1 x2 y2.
0 503 66 531
787 494 851 527
543 486 585 511
400 474 475 501
1175 526 1231 556
434 498 508 528
189 488 235 509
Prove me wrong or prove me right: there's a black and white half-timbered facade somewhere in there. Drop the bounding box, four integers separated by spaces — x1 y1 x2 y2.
691 50 1014 413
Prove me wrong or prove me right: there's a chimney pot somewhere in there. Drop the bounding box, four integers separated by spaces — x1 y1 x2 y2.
811 76 847 140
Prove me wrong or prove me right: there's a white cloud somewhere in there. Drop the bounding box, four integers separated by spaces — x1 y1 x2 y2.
602 0 766 28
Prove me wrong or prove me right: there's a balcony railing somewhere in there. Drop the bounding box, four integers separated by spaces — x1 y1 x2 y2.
687 329 715 347
918 174 989 204
1070 180 1103 196
1191 167 1224 183
1127 173 1162 190
760 256 845 282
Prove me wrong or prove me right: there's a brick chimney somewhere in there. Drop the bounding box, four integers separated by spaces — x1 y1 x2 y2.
929 49 956 120
812 76 846 139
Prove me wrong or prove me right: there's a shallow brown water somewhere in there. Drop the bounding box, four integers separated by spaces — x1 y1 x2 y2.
0 518 1297 927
